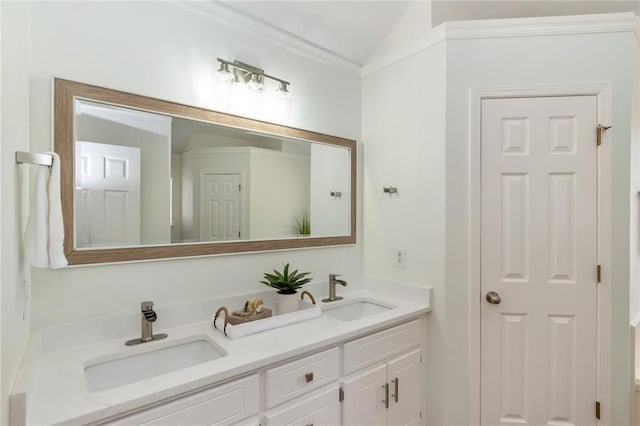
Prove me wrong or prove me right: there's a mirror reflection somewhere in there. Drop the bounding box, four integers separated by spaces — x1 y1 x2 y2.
74 99 351 249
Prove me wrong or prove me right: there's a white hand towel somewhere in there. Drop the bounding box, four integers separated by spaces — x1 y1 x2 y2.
23 152 68 269
47 152 67 269
24 163 49 268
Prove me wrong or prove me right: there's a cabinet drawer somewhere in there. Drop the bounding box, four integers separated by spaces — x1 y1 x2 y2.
264 385 340 426
265 347 339 409
108 374 259 425
343 320 420 375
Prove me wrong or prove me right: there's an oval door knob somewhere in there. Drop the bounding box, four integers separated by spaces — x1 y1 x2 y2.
486 291 501 305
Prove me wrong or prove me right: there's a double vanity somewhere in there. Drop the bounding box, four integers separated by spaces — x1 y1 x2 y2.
12 276 431 425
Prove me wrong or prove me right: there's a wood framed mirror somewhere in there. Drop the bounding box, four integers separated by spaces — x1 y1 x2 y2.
54 78 356 265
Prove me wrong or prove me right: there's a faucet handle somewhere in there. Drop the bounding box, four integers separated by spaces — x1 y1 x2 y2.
141 301 154 311
329 274 342 280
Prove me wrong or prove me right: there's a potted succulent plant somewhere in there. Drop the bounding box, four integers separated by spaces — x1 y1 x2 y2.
260 263 312 314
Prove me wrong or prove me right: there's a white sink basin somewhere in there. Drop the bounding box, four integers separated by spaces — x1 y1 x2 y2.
84 335 226 393
323 299 394 321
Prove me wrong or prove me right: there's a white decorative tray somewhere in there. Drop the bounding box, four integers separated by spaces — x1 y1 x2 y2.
211 299 321 339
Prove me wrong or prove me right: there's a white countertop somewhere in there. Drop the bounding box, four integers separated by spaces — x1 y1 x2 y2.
14 276 431 425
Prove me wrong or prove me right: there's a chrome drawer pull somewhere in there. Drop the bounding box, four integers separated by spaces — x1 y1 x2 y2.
392 377 399 403
305 372 314 383
382 383 389 409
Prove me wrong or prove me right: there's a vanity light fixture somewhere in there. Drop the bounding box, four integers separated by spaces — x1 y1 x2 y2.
216 58 290 97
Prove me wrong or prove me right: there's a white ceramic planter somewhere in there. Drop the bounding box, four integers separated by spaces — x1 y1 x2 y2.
275 292 299 315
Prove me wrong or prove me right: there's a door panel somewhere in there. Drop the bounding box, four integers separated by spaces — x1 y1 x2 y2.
480 96 597 425
499 313 528 423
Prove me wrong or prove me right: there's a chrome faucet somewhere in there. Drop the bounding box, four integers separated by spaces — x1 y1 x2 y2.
125 301 168 346
322 274 347 302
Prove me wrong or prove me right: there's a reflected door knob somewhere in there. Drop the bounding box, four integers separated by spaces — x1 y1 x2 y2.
485 291 501 305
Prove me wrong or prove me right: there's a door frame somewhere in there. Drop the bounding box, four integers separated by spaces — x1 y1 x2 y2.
468 84 612 424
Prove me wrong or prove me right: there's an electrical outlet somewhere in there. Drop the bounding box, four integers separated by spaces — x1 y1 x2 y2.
394 248 407 268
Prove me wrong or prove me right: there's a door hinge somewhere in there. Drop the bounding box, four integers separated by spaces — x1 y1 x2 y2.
597 124 611 146
339 387 344 402
596 264 602 283
595 400 601 419
238 184 242 191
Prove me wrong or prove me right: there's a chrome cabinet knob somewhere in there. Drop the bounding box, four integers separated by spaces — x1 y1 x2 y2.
485 291 501 305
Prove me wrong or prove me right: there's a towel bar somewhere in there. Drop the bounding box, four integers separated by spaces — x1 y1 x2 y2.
15 151 53 167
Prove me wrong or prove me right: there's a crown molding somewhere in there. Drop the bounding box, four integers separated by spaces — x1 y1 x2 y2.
363 12 639 76
168 1 362 76
361 25 446 77
443 12 638 40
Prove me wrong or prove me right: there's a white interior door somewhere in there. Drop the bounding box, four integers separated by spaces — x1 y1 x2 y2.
200 173 241 241
75 141 141 248
480 96 598 425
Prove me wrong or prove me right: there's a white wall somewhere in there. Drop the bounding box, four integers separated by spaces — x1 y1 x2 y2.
363 23 639 425
362 43 447 426
309 144 351 236
250 149 310 239
632 40 640 323
631 26 640 420
1 3 30 425
26 1 361 328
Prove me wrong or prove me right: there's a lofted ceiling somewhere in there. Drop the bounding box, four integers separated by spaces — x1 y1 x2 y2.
219 0 640 66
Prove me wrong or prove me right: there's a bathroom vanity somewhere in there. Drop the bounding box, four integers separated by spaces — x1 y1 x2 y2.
11 277 431 425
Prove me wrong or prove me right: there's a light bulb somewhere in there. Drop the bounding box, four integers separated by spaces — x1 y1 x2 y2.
216 62 233 82
276 82 291 98
246 74 265 92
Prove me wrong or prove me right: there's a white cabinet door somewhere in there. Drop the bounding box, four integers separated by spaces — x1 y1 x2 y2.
387 349 422 426
342 364 387 426
342 349 424 426
265 385 340 426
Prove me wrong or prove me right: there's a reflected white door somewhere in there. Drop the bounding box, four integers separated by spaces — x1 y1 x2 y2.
75 141 141 248
480 96 598 425
200 173 241 241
